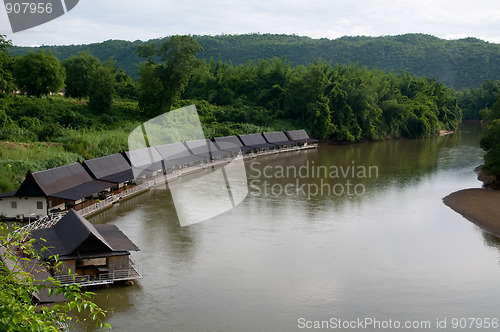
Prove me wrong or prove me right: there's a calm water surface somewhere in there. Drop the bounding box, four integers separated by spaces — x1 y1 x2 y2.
85 123 500 331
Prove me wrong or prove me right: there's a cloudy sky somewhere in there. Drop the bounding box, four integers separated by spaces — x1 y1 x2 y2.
1 0 499 46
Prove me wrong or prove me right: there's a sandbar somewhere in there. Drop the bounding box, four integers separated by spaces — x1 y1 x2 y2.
443 189 500 236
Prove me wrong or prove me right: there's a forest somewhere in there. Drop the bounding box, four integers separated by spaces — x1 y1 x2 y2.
1 34 500 195
10 33 500 90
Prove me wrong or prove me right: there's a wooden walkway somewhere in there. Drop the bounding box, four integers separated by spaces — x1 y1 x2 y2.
10 143 318 240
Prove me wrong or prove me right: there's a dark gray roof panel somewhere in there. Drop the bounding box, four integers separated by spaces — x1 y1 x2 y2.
48 180 114 201
155 143 207 168
284 129 319 143
238 134 276 149
184 139 229 159
16 163 113 200
52 209 112 255
83 154 133 182
95 224 140 252
155 142 193 159
263 132 297 146
125 148 164 177
125 148 163 168
98 169 135 184
32 209 139 259
214 136 253 153
0 191 16 198
32 163 94 196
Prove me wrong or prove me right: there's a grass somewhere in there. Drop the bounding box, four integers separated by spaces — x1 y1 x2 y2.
0 142 82 192
0 95 298 193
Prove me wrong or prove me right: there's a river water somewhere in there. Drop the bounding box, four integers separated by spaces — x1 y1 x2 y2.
86 123 500 331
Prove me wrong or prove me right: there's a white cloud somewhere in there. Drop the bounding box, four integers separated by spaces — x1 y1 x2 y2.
2 0 499 46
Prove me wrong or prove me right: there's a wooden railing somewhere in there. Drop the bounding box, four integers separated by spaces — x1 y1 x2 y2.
54 257 143 286
77 196 117 217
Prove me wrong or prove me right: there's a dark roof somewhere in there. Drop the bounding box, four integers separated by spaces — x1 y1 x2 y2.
214 136 253 153
155 142 206 168
238 134 276 149
0 246 66 303
125 148 164 178
263 131 298 146
32 209 139 260
0 191 17 198
21 163 92 196
49 181 115 201
184 139 229 159
16 163 114 200
98 169 135 184
82 154 134 184
22 258 67 303
284 129 319 143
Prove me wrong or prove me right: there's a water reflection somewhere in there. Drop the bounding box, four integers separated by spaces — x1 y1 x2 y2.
74 123 500 332
91 188 201 265
246 125 481 217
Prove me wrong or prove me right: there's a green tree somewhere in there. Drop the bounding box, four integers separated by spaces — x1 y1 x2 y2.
88 65 115 113
0 226 110 330
137 60 162 116
13 51 65 98
137 35 203 117
62 52 100 100
0 35 14 96
115 69 137 100
480 93 500 177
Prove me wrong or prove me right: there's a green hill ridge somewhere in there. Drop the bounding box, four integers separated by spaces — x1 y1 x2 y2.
10 33 500 90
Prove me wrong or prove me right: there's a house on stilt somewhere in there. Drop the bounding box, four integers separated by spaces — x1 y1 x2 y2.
30 209 142 286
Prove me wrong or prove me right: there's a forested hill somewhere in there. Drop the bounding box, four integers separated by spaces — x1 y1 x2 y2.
9 33 500 90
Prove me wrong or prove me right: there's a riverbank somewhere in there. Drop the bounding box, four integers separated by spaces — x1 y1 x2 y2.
443 189 500 237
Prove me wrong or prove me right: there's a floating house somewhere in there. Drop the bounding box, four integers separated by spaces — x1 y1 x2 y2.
0 129 318 220
0 163 114 219
155 142 205 171
30 209 142 286
263 131 299 148
184 139 229 161
82 153 135 194
124 147 164 180
284 129 319 145
238 133 276 152
213 136 253 155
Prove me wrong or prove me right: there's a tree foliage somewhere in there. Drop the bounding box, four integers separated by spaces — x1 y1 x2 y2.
0 35 14 96
11 33 500 90
480 93 500 176
137 35 203 116
88 65 115 113
62 52 100 100
184 58 461 140
12 51 65 98
455 80 500 120
0 226 110 330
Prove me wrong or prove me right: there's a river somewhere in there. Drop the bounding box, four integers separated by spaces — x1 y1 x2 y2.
84 123 500 331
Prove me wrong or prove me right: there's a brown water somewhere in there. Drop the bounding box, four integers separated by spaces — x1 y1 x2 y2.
85 123 500 331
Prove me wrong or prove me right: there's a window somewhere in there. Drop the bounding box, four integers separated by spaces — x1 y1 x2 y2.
11 202 17 209
37 201 43 210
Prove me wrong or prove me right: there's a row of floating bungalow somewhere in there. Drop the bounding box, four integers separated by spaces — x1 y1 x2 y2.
0 129 318 221
0 129 317 300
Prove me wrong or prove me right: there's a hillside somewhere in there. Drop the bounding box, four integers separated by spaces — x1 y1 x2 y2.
9 33 500 90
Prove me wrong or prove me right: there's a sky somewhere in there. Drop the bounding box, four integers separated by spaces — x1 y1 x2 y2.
1 0 500 46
